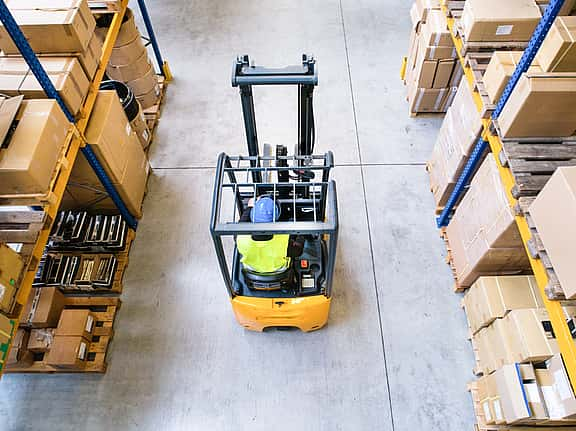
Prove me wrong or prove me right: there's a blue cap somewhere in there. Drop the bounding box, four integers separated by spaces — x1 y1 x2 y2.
251 196 280 223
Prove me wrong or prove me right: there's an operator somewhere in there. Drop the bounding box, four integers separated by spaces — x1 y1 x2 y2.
237 196 304 274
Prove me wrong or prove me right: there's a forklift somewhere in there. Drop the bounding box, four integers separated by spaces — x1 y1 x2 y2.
210 55 339 332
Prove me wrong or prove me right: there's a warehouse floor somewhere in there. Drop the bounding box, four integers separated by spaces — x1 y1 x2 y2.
1 1 476 430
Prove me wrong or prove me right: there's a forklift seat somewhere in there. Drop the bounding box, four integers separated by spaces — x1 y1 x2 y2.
242 264 293 291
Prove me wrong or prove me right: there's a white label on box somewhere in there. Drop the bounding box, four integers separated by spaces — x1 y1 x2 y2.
496 25 514 36
554 369 574 401
85 315 94 333
0 282 5 300
482 401 492 421
143 130 150 142
78 341 87 360
524 383 540 403
492 399 503 421
126 123 132 137
542 386 566 419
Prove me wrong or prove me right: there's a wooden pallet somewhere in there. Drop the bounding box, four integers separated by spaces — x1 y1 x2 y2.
143 75 168 153
464 53 496 119
495 128 576 199
515 197 565 300
0 127 75 206
56 229 135 295
87 0 121 13
0 210 49 270
440 228 466 292
6 296 120 373
453 21 528 58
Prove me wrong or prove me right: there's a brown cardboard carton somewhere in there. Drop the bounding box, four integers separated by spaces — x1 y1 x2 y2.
0 313 13 346
0 0 96 54
537 17 576 72
420 9 452 47
85 90 133 183
408 86 448 113
56 309 94 340
0 99 71 195
27 328 54 353
411 0 440 26
130 104 151 149
0 57 89 115
478 372 500 424
20 287 66 328
78 33 102 80
445 157 530 287
536 355 576 421
116 131 149 216
106 50 152 83
501 309 558 363
6 328 32 366
45 335 88 370
109 35 147 67
433 59 455 88
460 0 541 43
530 167 576 298
465 276 543 334
486 319 513 373
0 243 24 314
484 51 543 104
404 27 420 86
499 73 576 138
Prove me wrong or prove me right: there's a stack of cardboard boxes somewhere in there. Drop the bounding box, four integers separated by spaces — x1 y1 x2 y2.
405 0 462 114
464 276 576 425
427 78 482 209
0 244 24 316
9 287 96 370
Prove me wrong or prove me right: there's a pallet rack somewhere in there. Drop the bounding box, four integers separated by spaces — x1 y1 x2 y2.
0 0 169 376
436 0 576 392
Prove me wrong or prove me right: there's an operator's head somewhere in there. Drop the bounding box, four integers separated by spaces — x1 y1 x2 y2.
251 196 280 223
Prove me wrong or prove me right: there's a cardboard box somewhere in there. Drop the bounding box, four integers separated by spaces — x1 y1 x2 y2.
20 287 66 328
499 73 576 138
421 9 452 47
460 0 541 43
45 335 88 370
6 328 32 366
530 167 576 298
478 372 500 425
410 0 440 26
446 157 530 288
484 51 543 104
109 35 147 67
79 33 102 80
0 243 24 314
428 79 482 207
0 313 14 346
537 17 576 72
408 87 449 113
126 64 159 97
537 354 576 421
433 59 455 88
463 276 543 334
106 50 152 83
27 328 54 353
502 308 558 364
0 57 90 115
0 0 96 54
56 309 94 340
0 99 71 195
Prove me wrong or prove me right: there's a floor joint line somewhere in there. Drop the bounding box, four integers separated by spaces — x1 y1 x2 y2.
338 1 396 429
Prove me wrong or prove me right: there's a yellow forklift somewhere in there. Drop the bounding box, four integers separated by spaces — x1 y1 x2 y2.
210 55 339 332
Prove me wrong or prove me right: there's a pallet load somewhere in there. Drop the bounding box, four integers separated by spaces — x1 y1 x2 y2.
405 0 462 114
63 91 150 217
427 78 482 209
444 156 531 289
97 9 160 110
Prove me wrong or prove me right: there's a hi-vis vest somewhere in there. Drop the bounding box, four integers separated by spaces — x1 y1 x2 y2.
237 234 290 273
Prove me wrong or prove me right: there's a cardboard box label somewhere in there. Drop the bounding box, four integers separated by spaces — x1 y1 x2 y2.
482 401 492 421
554 369 573 400
85 315 93 333
525 382 540 402
542 385 566 419
496 25 514 36
78 341 87 360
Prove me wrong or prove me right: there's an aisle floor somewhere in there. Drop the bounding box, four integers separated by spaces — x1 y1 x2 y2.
1 1 476 429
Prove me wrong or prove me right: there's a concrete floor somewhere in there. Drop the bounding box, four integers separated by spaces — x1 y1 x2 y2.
0 1 476 430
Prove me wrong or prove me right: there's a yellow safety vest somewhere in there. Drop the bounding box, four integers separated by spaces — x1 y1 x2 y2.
237 234 290 273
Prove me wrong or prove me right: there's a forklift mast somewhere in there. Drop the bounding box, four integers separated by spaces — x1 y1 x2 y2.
232 54 318 183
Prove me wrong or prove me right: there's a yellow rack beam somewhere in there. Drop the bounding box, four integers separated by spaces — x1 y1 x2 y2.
1 0 129 378
442 5 576 393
